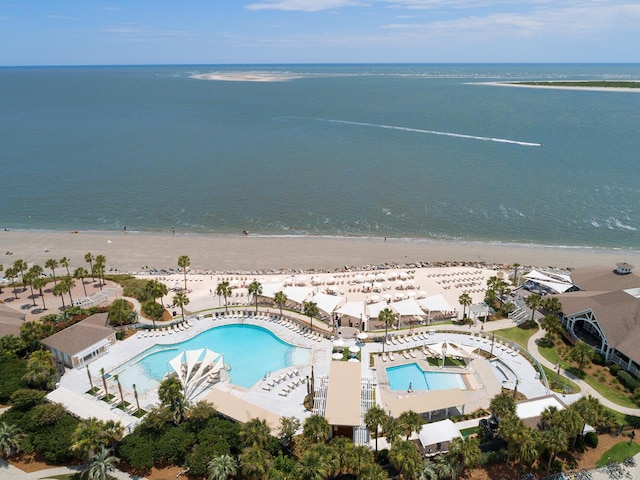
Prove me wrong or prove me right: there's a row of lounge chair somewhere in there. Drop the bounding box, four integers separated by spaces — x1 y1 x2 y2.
261 368 302 393
137 320 194 338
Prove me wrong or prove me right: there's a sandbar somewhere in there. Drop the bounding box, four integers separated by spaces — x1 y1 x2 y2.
191 72 303 82
2 230 639 273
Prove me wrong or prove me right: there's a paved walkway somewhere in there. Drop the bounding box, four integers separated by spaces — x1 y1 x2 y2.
0 459 146 480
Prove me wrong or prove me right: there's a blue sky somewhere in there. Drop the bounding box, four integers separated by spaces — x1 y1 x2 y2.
1 1 639 65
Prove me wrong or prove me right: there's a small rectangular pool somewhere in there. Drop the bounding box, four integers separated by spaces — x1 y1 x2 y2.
386 363 467 391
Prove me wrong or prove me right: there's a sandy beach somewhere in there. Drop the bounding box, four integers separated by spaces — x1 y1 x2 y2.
2 230 639 274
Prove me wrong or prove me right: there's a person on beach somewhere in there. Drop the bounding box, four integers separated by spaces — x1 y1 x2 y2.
172 226 175 235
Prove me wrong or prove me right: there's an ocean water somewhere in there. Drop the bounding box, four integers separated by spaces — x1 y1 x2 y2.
2 64 640 249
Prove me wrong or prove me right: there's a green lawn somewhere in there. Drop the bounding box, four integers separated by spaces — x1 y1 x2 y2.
494 325 539 348
541 364 581 394
39 474 79 480
595 440 640 466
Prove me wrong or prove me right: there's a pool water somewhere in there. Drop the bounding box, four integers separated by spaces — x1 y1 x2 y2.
386 363 467 391
111 324 311 392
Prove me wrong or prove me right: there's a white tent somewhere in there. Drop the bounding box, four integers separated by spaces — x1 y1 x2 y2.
311 292 346 316
367 300 393 319
260 282 285 299
390 298 425 317
337 301 366 319
524 269 574 293
419 293 454 312
418 419 462 450
283 286 314 305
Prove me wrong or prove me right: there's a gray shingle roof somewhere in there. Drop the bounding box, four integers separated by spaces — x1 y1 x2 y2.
42 312 114 356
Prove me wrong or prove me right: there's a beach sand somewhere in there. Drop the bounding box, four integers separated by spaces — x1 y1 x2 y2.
1 230 638 274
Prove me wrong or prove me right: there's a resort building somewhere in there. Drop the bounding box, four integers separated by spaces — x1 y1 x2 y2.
556 264 640 375
42 312 117 369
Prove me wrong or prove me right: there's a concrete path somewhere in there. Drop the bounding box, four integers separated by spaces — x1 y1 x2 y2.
0 460 147 480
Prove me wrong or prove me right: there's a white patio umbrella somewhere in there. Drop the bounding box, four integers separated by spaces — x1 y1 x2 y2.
357 332 368 340
349 345 360 354
333 338 345 348
332 352 343 360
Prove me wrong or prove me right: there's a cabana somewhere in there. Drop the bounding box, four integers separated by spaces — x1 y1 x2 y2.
419 294 455 323
389 298 425 328
469 303 491 323
423 340 477 368
418 419 462 455
336 301 366 328
310 292 346 318
283 286 314 306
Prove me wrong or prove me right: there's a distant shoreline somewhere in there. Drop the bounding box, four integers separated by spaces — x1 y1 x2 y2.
2 229 639 274
190 72 303 82
480 81 640 92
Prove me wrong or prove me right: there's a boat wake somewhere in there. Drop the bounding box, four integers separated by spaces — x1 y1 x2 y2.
320 118 543 147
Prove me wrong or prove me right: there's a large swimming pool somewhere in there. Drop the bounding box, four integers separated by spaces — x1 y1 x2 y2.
111 324 311 392
386 363 467 391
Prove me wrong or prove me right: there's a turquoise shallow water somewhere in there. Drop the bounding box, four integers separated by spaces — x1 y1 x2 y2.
111 324 311 392
2 64 640 249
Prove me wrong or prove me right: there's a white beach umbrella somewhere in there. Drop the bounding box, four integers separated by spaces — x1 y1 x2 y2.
376 273 387 281
399 272 408 280
383 293 392 300
418 290 427 297
407 292 417 298
395 292 405 300
395 280 405 289
362 282 372 289
406 279 416 287
327 276 336 284
297 275 307 284
354 274 364 283
369 294 380 303
271 277 280 282
366 273 376 281
387 272 397 280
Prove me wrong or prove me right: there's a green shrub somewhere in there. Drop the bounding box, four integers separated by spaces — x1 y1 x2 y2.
617 370 639 391
480 449 507 465
592 352 606 366
585 431 599 448
0 354 27 403
609 364 621 375
9 388 47 411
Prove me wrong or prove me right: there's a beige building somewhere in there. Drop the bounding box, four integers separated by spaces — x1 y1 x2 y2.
557 264 640 375
42 312 116 368
0 303 26 337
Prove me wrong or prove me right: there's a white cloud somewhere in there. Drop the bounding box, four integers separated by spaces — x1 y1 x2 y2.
246 0 370 12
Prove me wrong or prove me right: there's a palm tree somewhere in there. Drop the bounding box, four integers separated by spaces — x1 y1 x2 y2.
379 307 397 353
100 368 109 400
397 410 422 441
148 279 168 311
361 462 388 480
0 422 26 459
108 298 131 330
12 259 27 291
132 384 140 412
240 417 272 450
178 255 190 292
448 435 482 477
274 291 288 318
239 445 270 480
419 459 439 480
297 447 332 480
383 417 401 446
489 391 516 421
544 426 568 473
216 281 232 314
95 255 106 289
344 444 373 478
4 267 18 299
433 454 456 480
364 405 388 452
277 416 301 450
303 414 330 445
568 341 595 373
74 267 89 297
207 453 238 480
24 270 37 306
85 252 95 281
81 446 119 480
389 439 422 480
540 314 563 342
45 258 59 285
23 349 57 389
158 375 186 425
458 292 472 319
571 395 603 446
60 256 71 276
543 296 563 316
248 280 263 314
72 417 108 460
53 281 66 309
499 413 524 465
114 374 125 409
172 291 190 321
61 275 75 306
32 276 48 310
517 427 539 467
303 301 319 333
512 263 521 286
525 293 542 322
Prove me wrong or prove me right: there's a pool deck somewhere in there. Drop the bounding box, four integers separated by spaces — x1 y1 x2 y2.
54 311 550 434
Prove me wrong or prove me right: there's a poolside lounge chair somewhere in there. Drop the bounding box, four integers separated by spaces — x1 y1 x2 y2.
187 320 194 327
292 368 300 376
389 352 396 361
409 350 417 358
403 351 411 359
262 385 272 391
390 337 398 345
381 353 389 362
278 389 289 397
